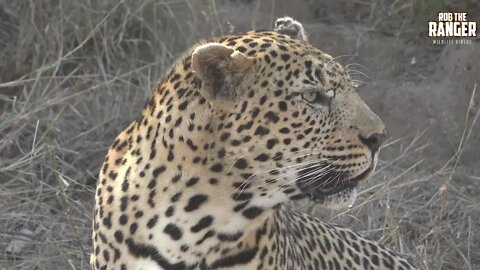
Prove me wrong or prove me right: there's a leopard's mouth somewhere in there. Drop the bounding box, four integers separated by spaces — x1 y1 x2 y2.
296 161 373 203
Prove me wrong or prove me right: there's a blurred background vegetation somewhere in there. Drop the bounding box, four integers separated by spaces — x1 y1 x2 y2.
0 0 479 269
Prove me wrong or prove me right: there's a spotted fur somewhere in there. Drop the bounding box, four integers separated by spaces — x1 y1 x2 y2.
91 17 418 270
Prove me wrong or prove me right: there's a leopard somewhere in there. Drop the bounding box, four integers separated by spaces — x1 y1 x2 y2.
91 16 418 270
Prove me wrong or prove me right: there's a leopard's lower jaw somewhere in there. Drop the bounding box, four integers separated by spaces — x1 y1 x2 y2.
313 186 358 209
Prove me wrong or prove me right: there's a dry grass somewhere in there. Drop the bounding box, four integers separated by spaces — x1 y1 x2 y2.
0 1 478 269
0 1 208 268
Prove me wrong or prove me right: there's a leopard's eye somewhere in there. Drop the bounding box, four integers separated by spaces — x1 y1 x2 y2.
301 90 334 107
301 91 317 103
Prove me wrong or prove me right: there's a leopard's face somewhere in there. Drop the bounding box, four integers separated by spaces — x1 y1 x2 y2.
194 31 385 209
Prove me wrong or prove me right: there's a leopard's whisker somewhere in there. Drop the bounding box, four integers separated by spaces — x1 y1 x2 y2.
233 157 326 196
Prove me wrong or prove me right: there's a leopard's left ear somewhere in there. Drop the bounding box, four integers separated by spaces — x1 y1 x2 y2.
273 17 308 41
192 43 254 102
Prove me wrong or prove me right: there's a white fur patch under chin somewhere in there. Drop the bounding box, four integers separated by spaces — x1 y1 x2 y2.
373 153 379 170
320 187 357 210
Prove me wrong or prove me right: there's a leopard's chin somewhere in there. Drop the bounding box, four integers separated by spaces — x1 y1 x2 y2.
313 186 358 209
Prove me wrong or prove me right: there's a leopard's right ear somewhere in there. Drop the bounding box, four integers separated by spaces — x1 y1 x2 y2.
273 17 308 41
192 43 254 102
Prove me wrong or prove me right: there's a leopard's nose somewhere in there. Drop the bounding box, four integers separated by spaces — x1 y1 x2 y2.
358 132 386 153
